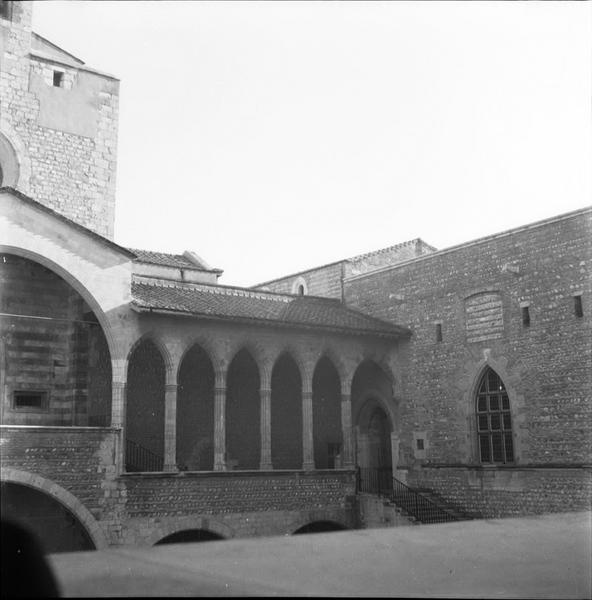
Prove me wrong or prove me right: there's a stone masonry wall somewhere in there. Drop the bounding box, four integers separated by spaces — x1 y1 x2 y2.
344 209 592 514
257 262 344 299
0 425 357 547
0 3 119 238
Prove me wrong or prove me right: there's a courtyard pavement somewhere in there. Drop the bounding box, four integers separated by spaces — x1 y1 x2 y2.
49 511 591 597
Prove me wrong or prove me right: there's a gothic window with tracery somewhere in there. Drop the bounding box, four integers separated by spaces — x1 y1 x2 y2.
476 368 514 463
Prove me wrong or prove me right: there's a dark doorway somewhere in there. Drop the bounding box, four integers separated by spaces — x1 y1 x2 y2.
154 529 224 544
1 483 95 553
293 521 348 534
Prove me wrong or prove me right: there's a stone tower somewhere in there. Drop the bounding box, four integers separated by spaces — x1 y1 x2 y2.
0 0 119 239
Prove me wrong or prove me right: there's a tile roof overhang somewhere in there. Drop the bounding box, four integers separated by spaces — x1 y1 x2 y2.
131 278 410 339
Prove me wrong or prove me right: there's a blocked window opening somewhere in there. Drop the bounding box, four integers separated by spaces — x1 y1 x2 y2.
436 323 442 342
521 306 530 327
574 295 583 318
476 368 514 464
53 71 64 88
13 391 48 411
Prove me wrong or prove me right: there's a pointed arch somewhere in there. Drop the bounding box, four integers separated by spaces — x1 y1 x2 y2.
125 337 167 471
176 342 216 471
312 356 342 469
475 367 515 464
271 351 303 469
226 347 261 470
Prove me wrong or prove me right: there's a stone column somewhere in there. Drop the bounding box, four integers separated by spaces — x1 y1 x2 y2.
214 370 227 471
110 358 127 428
259 387 272 470
163 383 178 472
340 393 354 468
111 378 126 474
302 386 315 471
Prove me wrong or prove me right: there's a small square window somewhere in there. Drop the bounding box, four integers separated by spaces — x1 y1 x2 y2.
574 295 583 318
13 390 48 411
53 71 64 87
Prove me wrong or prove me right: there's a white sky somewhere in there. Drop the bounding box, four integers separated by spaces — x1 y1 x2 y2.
32 1 591 287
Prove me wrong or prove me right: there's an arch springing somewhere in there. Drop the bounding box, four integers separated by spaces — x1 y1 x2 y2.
476 368 514 464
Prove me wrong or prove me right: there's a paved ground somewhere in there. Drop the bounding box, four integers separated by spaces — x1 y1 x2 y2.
49 511 591 597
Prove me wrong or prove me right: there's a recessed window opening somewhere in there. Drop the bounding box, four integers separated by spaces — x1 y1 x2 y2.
574 295 583 318
0 1 13 21
297 284 305 296
53 71 64 87
521 306 530 327
416 438 424 451
476 368 514 464
13 391 48 410
435 323 442 342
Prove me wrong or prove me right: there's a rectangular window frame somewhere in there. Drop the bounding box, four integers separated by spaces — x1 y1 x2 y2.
12 390 49 412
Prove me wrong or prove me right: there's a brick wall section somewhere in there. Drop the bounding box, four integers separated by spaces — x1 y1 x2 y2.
345 209 592 514
0 4 119 238
256 239 436 299
258 262 344 299
0 426 120 514
409 467 592 518
123 471 355 517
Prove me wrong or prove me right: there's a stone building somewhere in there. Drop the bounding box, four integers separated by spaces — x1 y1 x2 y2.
1 1 590 553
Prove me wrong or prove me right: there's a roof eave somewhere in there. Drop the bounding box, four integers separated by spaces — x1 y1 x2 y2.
130 303 410 340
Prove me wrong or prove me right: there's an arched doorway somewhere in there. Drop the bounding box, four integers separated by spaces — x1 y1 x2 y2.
293 521 348 534
271 353 302 469
0 482 95 553
0 254 112 427
154 529 224 544
126 339 165 471
177 344 215 471
356 403 394 494
226 349 260 470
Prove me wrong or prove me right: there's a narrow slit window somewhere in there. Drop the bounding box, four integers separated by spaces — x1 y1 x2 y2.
53 71 64 87
521 306 530 327
574 295 583 318
436 323 442 342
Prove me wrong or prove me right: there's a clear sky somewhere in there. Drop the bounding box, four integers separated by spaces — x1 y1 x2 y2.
32 1 591 287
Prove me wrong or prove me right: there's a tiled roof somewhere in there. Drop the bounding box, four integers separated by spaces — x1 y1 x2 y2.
131 280 409 338
128 249 207 270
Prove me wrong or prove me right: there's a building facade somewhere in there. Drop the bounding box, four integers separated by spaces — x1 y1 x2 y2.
1 1 590 553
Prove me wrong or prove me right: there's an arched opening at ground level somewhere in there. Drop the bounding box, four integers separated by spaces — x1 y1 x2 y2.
126 339 165 471
293 521 349 534
0 254 112 427
176 344 215 471
154 529 225 544
0 482 95 553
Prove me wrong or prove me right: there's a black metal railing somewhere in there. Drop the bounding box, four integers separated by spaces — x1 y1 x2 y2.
390 476 461 524
357 466 394 496
357 467 469 524
125 439 164 472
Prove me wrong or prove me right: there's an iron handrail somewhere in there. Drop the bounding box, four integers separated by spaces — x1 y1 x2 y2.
125 439 164 472
357 467 467 524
